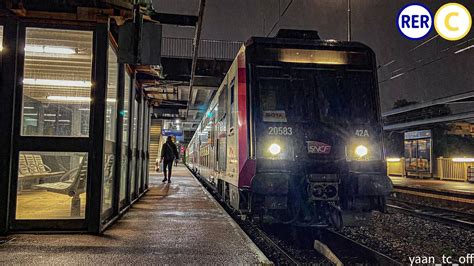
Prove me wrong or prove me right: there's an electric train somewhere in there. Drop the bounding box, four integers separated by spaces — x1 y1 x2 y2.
185 30 393 228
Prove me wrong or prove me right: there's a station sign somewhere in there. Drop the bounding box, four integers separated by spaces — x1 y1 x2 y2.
162 129 183 137
404 130 432 140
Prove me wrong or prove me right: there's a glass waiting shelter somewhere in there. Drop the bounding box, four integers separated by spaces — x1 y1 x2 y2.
0 11 152 233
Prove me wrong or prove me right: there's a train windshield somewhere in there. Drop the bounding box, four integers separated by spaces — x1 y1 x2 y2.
315 69 377 123
259 77 314 122
257 67 377 123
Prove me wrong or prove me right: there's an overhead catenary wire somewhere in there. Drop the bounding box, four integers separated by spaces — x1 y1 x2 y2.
266 0 294 37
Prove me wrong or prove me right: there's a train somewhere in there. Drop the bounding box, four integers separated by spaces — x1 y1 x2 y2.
185 29 393 229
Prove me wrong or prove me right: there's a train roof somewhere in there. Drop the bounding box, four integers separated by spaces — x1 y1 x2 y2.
244 29 373 52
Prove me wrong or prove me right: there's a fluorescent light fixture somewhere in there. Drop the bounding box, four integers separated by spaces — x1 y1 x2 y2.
44 119 71 123
79 108 90 111
47 96 114 103
24 78 92 88
24 45 76 55
23 106 34 110
24 113 38 116
175 119 180 123
452 158 474 162
386 158 401 162
47 96 91 102
454 45 474 54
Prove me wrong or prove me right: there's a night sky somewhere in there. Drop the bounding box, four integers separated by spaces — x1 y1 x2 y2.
153 0 474 112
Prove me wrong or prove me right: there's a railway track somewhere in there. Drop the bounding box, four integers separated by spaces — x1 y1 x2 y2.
387 199 474 230
190 166 400 265
188 168 303 264
318 229 401 265
252 226 302 265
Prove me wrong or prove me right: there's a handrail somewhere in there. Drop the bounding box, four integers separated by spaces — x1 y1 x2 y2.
162 37 242 60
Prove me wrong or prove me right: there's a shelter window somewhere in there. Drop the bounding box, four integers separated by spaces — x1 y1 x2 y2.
16 152 88 220
20 28 93 137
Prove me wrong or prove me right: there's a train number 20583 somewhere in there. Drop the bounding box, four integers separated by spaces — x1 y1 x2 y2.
268 127 293 136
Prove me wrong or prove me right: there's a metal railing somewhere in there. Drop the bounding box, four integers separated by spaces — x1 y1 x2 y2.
386 157 473 182
161 37 242 60
437 158 474 182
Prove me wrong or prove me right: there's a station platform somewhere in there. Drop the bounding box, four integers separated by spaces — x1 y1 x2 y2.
0 165 269 264
390 176 474 195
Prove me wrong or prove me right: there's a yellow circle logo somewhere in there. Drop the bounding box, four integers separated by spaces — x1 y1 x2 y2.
434 3 472 41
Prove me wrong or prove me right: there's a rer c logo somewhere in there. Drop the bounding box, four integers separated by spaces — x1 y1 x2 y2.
397 3 433 40
434 3 472 41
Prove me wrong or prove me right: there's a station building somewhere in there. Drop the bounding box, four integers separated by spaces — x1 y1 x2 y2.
0 1 157 234
0 0 241 234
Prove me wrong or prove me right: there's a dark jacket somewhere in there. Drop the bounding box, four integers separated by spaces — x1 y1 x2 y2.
161 141 179 161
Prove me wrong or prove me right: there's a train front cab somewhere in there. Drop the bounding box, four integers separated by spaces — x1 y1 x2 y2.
244 37 393 228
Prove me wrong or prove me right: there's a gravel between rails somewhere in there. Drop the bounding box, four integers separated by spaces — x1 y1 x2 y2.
341 210 474 264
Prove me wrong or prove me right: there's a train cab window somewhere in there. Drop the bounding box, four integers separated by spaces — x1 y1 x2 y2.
315 70 376 123
258 77 312 122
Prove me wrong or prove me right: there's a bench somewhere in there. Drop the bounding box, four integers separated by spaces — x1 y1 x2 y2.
18 154 66 191
33 154 88 217
19 154 66 180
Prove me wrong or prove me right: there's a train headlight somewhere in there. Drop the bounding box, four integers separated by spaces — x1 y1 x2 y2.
268 143 281 155
355 145 368 157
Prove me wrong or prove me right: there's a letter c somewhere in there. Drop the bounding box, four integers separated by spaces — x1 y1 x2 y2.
445 12 459 31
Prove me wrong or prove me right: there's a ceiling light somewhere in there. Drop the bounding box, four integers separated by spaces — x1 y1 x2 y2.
47 96 91 102
175 119 180 123
44 119 71 123
24 45 76 55
24 78 92 88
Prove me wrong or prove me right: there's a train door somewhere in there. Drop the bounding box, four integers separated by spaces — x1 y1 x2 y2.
404 130 432 177
217 87 227 176
226 78 238 182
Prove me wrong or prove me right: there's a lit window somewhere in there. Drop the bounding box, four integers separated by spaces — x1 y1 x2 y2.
21 28 93 137
16 151 88 220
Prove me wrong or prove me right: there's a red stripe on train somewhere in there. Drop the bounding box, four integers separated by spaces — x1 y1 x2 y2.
237 52 256 188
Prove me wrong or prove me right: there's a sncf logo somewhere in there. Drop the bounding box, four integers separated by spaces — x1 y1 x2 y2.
307 141 332 155
398 3 472 41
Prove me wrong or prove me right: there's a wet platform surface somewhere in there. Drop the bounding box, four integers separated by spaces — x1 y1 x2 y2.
390 176 474 196
0 165 268 264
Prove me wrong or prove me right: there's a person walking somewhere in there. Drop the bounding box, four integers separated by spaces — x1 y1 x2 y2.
160 136 179 183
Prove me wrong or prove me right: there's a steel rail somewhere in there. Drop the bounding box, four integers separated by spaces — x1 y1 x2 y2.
320 229 401 265
387 201 474 230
